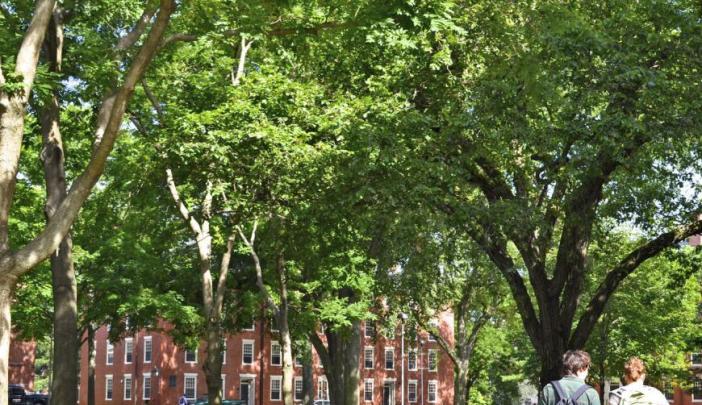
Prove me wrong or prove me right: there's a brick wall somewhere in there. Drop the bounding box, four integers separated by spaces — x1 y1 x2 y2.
79 314 454 405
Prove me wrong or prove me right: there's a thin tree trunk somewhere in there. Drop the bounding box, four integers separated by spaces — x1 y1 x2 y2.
40 8 79 403
342 320 361 405
303 357 313 405
0 281 14 405
88 325 96 405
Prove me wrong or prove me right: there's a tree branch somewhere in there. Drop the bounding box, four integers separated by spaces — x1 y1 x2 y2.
165 168 202 235
141 79 164 122
212 234 236 320
14 0 55 100
231 36 253 86
116 5 157 51
308 331 331 371
237 221 280 313
569 217 702 348
4 0 176 277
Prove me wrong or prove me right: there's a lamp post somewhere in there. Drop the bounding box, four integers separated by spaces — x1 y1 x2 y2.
400 313 408 405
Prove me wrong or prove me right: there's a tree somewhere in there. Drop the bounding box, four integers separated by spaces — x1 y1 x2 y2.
390 0 702 384
0 1 175 402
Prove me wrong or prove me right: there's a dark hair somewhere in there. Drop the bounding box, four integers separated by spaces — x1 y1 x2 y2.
562 350 591 376
623 357 646 384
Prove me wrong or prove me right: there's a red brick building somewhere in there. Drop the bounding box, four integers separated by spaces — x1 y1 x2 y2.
8 338 35 390
78 314 454 405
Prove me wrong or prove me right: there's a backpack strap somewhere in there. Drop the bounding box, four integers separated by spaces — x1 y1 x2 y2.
571 384 592 402
551 381 568 401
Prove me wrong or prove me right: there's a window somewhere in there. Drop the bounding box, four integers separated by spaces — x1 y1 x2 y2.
663 382 674 401
244 322 255 331
185 347 197 364
317 377 329 400
271 341 282 366
692 379 702 402
105 375 113 400
408 349 417 371
123 374 132 400
294 355 303 367
143 373 151 400
144 336 152 363
385 348 394 370
365 322 375 338
184 374 197 400
271 376 282 401
428 380 438 403
364 379 373 402
692 353 702 366
270 317 279 332
428 350 437 372
221 340 227 364
427 320 439 342
242 340 254 365
408 380 417 403
106 341 114 365
168 375 177 388
364 347 374 369
124 338 133 364
294 378 303 401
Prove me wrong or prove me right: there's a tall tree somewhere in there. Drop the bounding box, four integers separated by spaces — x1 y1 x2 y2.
0 1 175 402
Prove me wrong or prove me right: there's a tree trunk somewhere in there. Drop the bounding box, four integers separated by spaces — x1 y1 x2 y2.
0 281 14 405
342 320 361 405
279 313 294 405
303 360 313 405
455 365 470 405
88 325 96 405
204 326 223 405
40 9 79 403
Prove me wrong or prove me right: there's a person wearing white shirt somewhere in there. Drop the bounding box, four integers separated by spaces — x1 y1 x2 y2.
608 357 668 405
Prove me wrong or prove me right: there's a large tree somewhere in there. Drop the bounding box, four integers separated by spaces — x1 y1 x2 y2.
414 0 702 385
0 1 175 402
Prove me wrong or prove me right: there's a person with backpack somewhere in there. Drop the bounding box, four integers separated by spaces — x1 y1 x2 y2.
608 357 667 405
539 350 601 405
178 393 189 405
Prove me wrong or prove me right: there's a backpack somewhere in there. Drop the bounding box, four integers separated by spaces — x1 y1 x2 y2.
612 386 666 405
178 396 188 405
551 381 591 405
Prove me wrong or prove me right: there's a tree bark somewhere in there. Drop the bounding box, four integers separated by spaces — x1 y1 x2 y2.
0 280 14 405
167 171 236 405
309 319 362 405
88 325 96 405
303 354 314 405
38 7 79 404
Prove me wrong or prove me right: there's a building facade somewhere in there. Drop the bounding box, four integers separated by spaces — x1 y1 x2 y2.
78 315 454 405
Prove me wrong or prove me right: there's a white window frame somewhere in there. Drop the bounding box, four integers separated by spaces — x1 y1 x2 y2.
408 349 417 371
106 341 114 365
221 374 226 398
242 340 255 365
294 377 303 402
428 380 438 403
428 349 437 372
317 376 329 401
364 379 374 402
105 375 113 401
365 322 375 338
364 347 374 369
408 380 418 403
271 341 282 366
294 355 303 368
143 372 151 400
124 338 133 364
692 353 702 366
221 339 227 365
270 375 282 401
184 373 198 400
143 336 152 363
244 322 255 331
692 379 702 402
385 347 394 370
185 347 198 364
123 374 133 400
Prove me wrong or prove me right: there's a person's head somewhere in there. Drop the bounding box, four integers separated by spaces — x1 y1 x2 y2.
623 357 646 384
562 350 591 379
